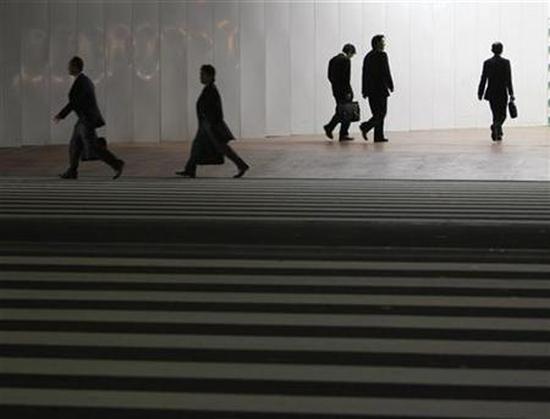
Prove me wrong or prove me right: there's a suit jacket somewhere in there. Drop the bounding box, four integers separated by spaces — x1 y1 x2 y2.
478 56 514 102
362 50 394 98
328 53 353 101
57 73 105 128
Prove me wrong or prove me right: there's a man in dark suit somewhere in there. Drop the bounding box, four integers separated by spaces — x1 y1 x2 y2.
54 56 124 179
177 64 249 178
323 44 356 142
478 42 515 141
360 35 393 143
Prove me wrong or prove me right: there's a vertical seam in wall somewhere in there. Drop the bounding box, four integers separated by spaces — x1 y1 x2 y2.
236 0 241 139
48 1 52 146
47 0 53 146
313 1 317 135
157 1 161 143
103 0 108 141
131 1 135 144
264 0 268 137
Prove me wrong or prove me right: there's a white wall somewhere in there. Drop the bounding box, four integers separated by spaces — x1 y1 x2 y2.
0 0 547 148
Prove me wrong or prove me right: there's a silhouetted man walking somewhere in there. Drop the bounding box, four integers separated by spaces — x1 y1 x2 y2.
360 35 393 143
54 56 124 179
177 65 249 178
478 42 515 141
324 44 356 142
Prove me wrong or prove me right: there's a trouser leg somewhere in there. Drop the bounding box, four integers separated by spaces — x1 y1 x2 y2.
370 96 387 141
76 122 122 170
68 125 83 173
211 138 248 170
183 137 202 175
490 99 507 138
327 98 351 138
339 110 351 138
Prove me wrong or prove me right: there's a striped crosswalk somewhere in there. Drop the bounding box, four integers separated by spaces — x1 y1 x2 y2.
1 178 550 418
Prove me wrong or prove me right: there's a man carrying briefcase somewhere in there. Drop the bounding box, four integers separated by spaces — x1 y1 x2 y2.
324 44 357 142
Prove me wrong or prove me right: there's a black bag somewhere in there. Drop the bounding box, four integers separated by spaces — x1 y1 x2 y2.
508 100 518 119
81 136 108 161
197 133 225 165
337 101 360 122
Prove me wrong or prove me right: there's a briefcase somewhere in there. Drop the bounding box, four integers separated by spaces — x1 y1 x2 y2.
508 100 518 119
81 137 108 161
337 101 360 122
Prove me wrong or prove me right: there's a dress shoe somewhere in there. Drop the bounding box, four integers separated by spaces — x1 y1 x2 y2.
113 160 125 180
323 124 333 140
339 136 354 142
374 138 388 143
59 170 77 179
175 170 196 178
233 164 250 178
360 125 369 141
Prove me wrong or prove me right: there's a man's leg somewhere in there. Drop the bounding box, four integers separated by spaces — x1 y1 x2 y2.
61 125 83 178
205 126 249 177
373 97 388 142
489 100 506 140
338 100 352 140
324 98 342 139
81 124 125 178
365 97 384 141
180 138 202 177
212 139 248 171
360 98 377 139
497 99 507 138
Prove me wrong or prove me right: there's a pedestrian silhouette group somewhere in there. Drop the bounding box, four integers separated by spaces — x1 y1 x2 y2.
54 35 515 180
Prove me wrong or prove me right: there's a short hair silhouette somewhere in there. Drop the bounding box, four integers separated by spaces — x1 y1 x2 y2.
70 56 84 72
491 42 503 55
342 43 356 55
201 64 216 80
371 35 385 49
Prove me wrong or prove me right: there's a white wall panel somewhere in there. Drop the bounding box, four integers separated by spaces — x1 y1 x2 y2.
1 1 548 149
160 1 188 142
0 2 7 148
314 1 340 135
520 3 547 126
133 1 160 143
432 2 455 129
339 1 362 133
50 1 77 144
499 2 522 128
475 2 501 127
290 1 315 135
0 1 22 148
362 2 386 50
240 0 265 138
187 0 214 138
453 2 478 128
77 1 106 129
105 2 134 143
265 1 291 136
214 0 241 138
20 1 50 145
385 2 411 131
410 3 434 130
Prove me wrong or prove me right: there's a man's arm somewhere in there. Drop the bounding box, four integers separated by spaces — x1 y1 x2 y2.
383 53 394 93
343 58 352 99
362 55 368 98
55 103 72 122
478 61 488 100
203 87 224 125
507 60 514 99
